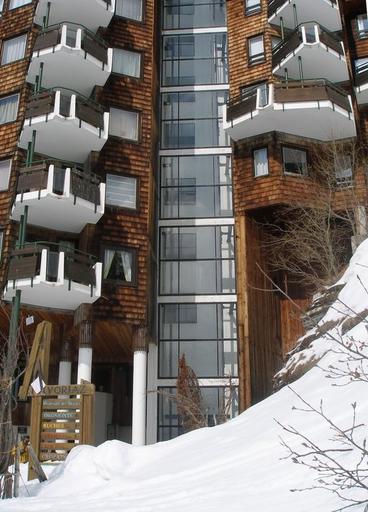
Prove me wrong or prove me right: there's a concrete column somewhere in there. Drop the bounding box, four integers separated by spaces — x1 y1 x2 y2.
132 327 148 446
77 320 93 383
58 338 72 385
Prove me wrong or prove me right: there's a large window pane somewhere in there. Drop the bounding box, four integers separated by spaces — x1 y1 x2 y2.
0 94 19 124
162 1 226 29
160 155 232 219
162 33 227 86
115 0 143 21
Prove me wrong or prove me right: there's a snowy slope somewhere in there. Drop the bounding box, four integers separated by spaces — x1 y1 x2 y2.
2 241 368 512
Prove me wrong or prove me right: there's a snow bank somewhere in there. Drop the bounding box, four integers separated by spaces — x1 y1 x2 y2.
2 241 368 512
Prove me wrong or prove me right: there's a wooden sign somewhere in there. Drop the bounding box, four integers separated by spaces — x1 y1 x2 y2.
29 383 95 481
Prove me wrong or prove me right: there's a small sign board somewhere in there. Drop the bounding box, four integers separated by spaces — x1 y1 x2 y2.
29 383 95 480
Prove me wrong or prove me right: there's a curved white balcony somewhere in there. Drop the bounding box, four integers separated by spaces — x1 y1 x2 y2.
28 23 112 96
3 244 102 310
11 162 105 233
224 81 356 142
272 23 348 83
355 61 368 105
268 0 341 31
19 89 109 162
35 0 115 32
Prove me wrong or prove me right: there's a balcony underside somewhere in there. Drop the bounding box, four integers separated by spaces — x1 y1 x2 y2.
12 192 105 233
273 44 348 83
35 0 115 31
4 279 99 310
19 115 107 162
225 102 356 142
28 47 111 97
269 0 341 31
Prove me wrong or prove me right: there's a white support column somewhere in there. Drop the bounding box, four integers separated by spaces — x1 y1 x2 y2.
58 361 72 385
77 345 92 383
132 327 148 447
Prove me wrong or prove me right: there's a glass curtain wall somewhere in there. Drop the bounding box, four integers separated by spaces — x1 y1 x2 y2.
154 0 238 442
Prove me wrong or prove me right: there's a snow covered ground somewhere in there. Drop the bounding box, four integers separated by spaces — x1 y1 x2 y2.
2 241 368 512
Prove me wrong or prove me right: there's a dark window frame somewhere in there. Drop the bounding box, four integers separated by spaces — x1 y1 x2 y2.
0 32 28 67
111 46 144 80
105 172 139 211
282 145 308 176
252 146 269 178
114 0 146 24
244 0 262 16
102 244 138 287
247 33 265 66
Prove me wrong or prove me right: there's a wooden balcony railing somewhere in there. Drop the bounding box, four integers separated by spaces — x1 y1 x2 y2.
226 80 351 123
25 88 105 129
33 22 109 64
273 80 351 112
7 243 97 290
17 161 101 206
272 22 343 69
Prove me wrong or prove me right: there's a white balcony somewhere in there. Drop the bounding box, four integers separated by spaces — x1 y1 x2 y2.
11 163 105 233
224 81 356 142
268 0 341 31
355 61 368 105
272 23 348 83
35 0 115 32
28 24 112 96
3 244 102 310
19 89 109 162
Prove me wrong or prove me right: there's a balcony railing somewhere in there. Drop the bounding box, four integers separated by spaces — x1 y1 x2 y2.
269 0 337 18
224 79 355 141
12 160 105 232
4 242 102 310
17 161 101 206
355 61 368 88
272 22 343 69
33 23 109 65
26 88 105 129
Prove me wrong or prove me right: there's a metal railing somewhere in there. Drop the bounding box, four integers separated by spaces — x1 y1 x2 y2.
272 21 343 69
25 87 105 129
33 21 109 64
355 61 368 87
17 160 101 206
7 242 98 290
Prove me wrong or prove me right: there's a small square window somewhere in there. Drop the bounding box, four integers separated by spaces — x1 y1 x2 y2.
253 148 269 177
0 94 19 125
1 34 27 65
335 154 353 187
282 147 308 175
357 14 368 38
109 107 139 141
245 0 261 15
115 0 143 22
112 48 142 78
0 0 3 13
9 0 32 9
248 35 264 65
103 247 136 284
106 173 137 209
0 159 12 191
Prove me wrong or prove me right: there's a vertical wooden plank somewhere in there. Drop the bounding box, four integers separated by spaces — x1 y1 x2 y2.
39 322 52 384
28 396 42 481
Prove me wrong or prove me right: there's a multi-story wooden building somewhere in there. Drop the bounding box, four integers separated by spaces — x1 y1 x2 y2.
1 0 367 446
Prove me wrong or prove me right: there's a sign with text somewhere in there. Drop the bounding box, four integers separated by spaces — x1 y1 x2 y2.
29 383 95 480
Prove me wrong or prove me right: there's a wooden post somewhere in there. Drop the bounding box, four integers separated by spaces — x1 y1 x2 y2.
28 396 42 481
235 215 252 411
